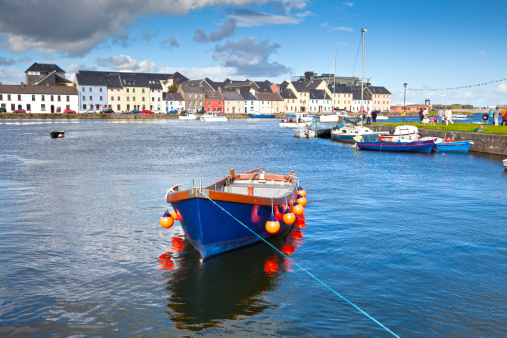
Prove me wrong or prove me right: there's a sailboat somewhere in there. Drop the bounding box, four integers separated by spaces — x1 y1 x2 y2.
331 29 380 143
320 50 349 123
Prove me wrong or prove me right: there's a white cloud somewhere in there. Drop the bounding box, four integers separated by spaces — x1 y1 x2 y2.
228 8 311 27
0 0 309 56
477 50 487 56
321 23 354 32
496 81 507 94
343 2 354 7
0 67 25 84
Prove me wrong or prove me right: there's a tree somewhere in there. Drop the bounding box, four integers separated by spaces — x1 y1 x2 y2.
168 84 179 93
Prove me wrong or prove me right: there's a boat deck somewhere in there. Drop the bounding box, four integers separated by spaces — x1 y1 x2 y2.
215 179 292 198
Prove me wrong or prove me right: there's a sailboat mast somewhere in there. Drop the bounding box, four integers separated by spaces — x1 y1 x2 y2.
333 49 336 110
361 28 366 118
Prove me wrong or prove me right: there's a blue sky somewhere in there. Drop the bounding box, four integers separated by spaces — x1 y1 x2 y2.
0 0 506 106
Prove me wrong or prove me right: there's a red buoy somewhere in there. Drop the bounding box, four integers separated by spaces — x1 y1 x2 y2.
170 209 179 221
265 215 280 234
160 211 174 228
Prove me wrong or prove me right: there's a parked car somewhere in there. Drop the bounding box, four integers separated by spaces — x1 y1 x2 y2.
131 110 141 114
64 109 76 114
167 109 179 114
100 109 115 114
0 107 7 113
141 110 153 114
14 109 26 113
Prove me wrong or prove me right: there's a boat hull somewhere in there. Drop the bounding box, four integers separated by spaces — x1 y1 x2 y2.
315 128 331 138
331 132 379 143
200 116 229 122
50 131 65 138
170 198 292 259
435 141 473 152
356 140 435 152
249 114 275 118
279 121 312 128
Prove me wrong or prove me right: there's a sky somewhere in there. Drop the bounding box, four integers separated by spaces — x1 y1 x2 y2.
0 0 506 107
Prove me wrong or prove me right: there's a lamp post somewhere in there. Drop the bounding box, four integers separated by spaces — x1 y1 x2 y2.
403 83 407 123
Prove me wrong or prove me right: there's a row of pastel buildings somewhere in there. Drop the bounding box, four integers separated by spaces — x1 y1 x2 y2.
0 63 392 114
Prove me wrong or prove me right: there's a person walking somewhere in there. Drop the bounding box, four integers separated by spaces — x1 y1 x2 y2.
502 107 507 125
493 107 500 126
419 108 424 122
444 107 454 125
438 108 444 124
372 109 377 123
366 108 372 125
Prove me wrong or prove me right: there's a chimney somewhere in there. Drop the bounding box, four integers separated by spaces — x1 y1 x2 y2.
46 83 50 88
218 87 222 94
276 85 280 94
20 82 24 88
250 88 255 95
236 88 240 94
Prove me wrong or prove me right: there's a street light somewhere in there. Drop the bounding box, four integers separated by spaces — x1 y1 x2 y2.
403 83 407 123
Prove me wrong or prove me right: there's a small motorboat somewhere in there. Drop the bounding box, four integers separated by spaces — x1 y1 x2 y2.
330 125 380 143
293 125 316 138
279 113 313 128
179 113 199 120
164 168 302 260
355 138 436 152
503 159 507 170
380 125 420 142
50 131 65 138
376 115 388 120
200 112 228 122
452 113 468 120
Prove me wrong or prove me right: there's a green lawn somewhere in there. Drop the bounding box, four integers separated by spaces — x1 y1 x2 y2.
379 122 507 134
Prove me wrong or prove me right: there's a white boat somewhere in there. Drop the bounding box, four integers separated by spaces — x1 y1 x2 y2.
376 115 388 120
200 112 228 122
380 125 420 142
179 113 199 120
320 111 349 123
452 113 468 120
279 112 313 128
503 159 507 170
293 121 316 138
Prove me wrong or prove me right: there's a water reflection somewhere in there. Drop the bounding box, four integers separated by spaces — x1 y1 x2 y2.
160 223 306 331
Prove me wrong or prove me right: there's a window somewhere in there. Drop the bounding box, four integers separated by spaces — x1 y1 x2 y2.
11 104 15 110
127 104 130 110
58 96 61 101
127 97 129 101
89 96 92 100
152 97 154 101
41 95 45 101
66 105 70 109
158 98 160 102
7 94 11 100
27 104 31 111
18 95 21 101
83 88 86 92
99 88 103 92
142 97 145 102
142 89 144 93
111 96 114 101
82 104 86 110
133 88 136 93
0 94 2 100
127 88 130 93
67 96 70 102
42 104 46 111
83 96 86 101
99 96 102 101
117 104 120 110
133 97 136 101
89 87 92 92
31 95 35 101
117 96 120 101
51 95 54 101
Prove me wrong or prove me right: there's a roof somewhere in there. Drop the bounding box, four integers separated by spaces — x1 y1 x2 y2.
180 86 205 94
33 71 72 86
206 92 223 100
163 92 184 101
279 87 297 99
291 82 310 93
255 92 283 101
309 90 331 100
328 84 352 94
368 86 391 95
240 92 257 101
75 72 107 86
254 81 274 93
0 84 78 95
222 92 243 101
105 74 122 88
26 62 65 73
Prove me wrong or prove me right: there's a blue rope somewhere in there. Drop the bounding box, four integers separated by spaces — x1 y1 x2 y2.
196 188 399 337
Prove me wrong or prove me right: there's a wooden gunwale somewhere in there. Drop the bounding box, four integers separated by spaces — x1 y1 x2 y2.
166 173 297 206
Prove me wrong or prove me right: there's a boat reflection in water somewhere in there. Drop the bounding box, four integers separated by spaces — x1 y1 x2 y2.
158 221 307 332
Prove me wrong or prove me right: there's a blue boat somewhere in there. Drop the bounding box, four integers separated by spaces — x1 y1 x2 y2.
435 140 473 152
165 168 300 260
356 139 436 152
249 113 276 118
330 125 380 143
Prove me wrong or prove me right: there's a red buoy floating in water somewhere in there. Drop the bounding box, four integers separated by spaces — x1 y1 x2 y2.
265 215 280 234
160 211 174 228
170 209 179 221
282 208 295 225
292 201 304 216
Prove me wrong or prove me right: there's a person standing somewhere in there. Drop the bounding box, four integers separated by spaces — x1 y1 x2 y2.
493 107 500 126
366 108 372 125
438 108 444 124
444 107 454 125
488 107 494 125
419 108 424 122
502 107 507 125
372 109 377 123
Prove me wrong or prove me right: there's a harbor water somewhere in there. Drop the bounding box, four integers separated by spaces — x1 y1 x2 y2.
0 119 506 336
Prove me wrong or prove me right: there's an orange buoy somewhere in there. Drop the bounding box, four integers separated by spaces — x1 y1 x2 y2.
298 186 306 197
265 215 280 234
283 209 295 225
170 209 178 221
160 211 174 228
292 202 304 216
296 195 307 207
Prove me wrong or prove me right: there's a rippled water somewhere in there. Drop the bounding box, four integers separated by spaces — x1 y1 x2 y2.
0 119 506 336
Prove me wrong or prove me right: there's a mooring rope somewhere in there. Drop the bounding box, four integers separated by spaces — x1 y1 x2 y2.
195 187 399 337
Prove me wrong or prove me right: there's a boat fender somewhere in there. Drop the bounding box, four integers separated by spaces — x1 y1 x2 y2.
388 138 393 142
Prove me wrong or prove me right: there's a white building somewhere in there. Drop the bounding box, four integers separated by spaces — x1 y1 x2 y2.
0 84 78 113
163 92 185 113
239 91 259 114
308 90 333 113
